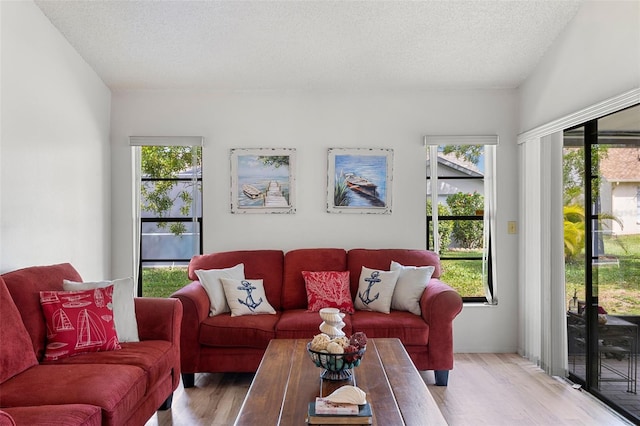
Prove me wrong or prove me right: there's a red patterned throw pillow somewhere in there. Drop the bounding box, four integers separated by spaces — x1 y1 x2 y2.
40 286 121 361
302 271 354 314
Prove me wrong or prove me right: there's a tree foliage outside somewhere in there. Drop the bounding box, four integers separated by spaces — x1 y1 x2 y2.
563 146 609 205
564 205 586 261
446 192 484 249
141 146 201 235
563 203 625 261
562 140 638 316
442 145 483 164
426 198 453 253
562 146 624 260
429 145 484 251
427 145 486 298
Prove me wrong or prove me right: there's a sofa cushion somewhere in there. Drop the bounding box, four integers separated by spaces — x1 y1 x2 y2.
195 263 245 316
189 250 284 310
43 341 175 393
0 409 15 426
354 267 400 314
0 364 147 426
199 313 280 348
283 248 347 310
347 249 441 294
40 286 121 361
63 277 139 343
2 263 83 360
276 309 353 339
302 270 355 313
2 405 101 426
220 278 276 316
0 278 38 384
351 310 429 346
390 261 435 315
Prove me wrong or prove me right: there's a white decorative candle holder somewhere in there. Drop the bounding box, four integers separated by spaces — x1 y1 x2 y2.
319 307 346 338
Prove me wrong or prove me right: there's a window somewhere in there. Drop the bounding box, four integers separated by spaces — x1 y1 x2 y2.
424 136 497 303
130 137 203 297
637 186 640 224
563 104 640 423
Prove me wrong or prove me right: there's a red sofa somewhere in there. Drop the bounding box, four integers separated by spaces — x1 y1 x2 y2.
172 248 463 387
0 263 182 426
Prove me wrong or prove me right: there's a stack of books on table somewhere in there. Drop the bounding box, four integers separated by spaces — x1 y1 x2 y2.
307 397 372 425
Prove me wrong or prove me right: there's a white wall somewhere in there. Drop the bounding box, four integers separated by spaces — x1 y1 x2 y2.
611 184 640 236
516 1 640 366
519 0 640 133
3 0 635 356
111 89 520 353
0 2 111 279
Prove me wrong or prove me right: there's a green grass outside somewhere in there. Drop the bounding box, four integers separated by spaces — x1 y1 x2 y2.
142 267 190 298
141 253 489 299
566 233 640 315
141 235 639 314
439 250 484 298
436 234 639 313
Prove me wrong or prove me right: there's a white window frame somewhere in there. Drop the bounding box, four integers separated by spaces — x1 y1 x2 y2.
424 135 498 304
129 136 204 292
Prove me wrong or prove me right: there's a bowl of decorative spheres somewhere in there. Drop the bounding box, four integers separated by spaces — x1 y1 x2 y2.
306 343 366 381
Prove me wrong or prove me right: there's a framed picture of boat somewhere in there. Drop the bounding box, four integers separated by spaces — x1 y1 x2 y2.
327 148 393 214
230 148 296 214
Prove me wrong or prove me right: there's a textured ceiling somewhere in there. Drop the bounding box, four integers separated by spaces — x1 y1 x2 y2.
34 0 583 91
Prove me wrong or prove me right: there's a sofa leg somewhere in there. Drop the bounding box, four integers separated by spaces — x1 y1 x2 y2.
182 373 195 388
159 393 173 410
434 370 449 386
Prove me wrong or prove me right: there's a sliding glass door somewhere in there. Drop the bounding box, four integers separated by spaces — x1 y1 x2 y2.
565 104 640 423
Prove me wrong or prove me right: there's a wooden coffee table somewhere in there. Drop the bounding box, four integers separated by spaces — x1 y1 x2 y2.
234 338 447 425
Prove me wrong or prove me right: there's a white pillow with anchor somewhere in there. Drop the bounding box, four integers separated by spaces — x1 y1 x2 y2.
354 266 400 314
219 278 276 317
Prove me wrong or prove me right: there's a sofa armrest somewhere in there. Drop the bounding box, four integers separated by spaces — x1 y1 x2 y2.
419 279 463 370
170 281 210 373
171 281 210 323
135 297 183 344
135 297 183 390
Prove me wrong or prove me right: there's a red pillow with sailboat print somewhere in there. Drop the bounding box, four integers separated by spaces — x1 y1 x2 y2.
39 285 121 361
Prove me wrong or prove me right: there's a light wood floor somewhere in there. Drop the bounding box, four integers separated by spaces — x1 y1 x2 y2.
146 353 633 425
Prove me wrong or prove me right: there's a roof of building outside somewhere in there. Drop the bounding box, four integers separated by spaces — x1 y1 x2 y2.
600 148 640 182
437 152 483 177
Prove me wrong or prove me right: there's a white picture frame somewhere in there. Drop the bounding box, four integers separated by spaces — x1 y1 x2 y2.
327 148 393 214
230 148 296 214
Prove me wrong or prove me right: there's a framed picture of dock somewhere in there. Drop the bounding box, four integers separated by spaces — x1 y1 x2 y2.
230 148 296 214
327 148 393 214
